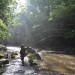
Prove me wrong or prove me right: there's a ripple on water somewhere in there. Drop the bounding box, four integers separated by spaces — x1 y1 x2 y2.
2 47 63 75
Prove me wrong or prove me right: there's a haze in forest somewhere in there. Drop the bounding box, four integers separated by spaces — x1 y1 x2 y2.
0 0 75 50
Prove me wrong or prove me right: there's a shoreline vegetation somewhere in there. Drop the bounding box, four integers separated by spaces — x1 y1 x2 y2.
0 45 17 74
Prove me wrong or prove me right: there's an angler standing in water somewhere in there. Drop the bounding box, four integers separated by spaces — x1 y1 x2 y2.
20 44 27 65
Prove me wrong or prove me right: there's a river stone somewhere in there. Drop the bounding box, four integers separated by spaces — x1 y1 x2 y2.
0 54 4 59
0 59 9 67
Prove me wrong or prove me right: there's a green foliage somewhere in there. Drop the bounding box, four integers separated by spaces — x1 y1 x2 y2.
49 0 75 20
0 19 10 40
0 0 16 43
28 53 36 64
49 0 75 38
0 0 13 25
8 0 75 47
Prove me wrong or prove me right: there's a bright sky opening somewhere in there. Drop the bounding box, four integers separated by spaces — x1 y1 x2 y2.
15 0 28 13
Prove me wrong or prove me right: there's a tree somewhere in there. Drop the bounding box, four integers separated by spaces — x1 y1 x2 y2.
0 0 16 44
8 0 75 48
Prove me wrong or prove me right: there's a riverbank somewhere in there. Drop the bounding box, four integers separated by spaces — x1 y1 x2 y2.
0 48 18 75
0 51 7 75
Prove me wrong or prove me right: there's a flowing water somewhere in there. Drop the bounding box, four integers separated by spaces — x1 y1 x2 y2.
1 47 62 75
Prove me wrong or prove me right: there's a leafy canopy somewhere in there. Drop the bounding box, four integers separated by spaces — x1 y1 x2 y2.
0 0 16 42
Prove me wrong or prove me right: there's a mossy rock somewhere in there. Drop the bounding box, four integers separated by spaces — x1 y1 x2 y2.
28 53 37 66
28 53 36 60
0 45 7 51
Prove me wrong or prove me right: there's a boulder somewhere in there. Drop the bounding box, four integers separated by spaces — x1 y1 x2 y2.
0 59 9 67
11 53 15 59
0 54 4 59
26 47 36 54
34 53 41 60
28 53 38 66
2 59 9 65
4 53 8 58
13 52 18 55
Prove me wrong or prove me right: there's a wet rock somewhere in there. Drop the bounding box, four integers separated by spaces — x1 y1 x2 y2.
30 62 37 66
13 52 18 55
34 53 41 60
2 59 9 65
0 54 4 59
26 47 36 54
0 59 9 67
11 53 15 59
4 53 8 58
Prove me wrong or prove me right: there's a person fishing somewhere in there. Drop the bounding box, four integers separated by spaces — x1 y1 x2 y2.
20 44 27 65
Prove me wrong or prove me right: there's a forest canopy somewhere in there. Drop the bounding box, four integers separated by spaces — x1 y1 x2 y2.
0 0 16 43
0 0 75 49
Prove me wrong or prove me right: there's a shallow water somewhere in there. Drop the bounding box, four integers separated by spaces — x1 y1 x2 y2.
1 47 62 75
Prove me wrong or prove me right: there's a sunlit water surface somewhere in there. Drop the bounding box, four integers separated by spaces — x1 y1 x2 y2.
1 46 62 75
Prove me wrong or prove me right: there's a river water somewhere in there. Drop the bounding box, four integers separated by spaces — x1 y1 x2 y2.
1 46 62 75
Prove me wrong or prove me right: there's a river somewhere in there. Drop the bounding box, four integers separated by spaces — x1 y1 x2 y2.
1 46 62 75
